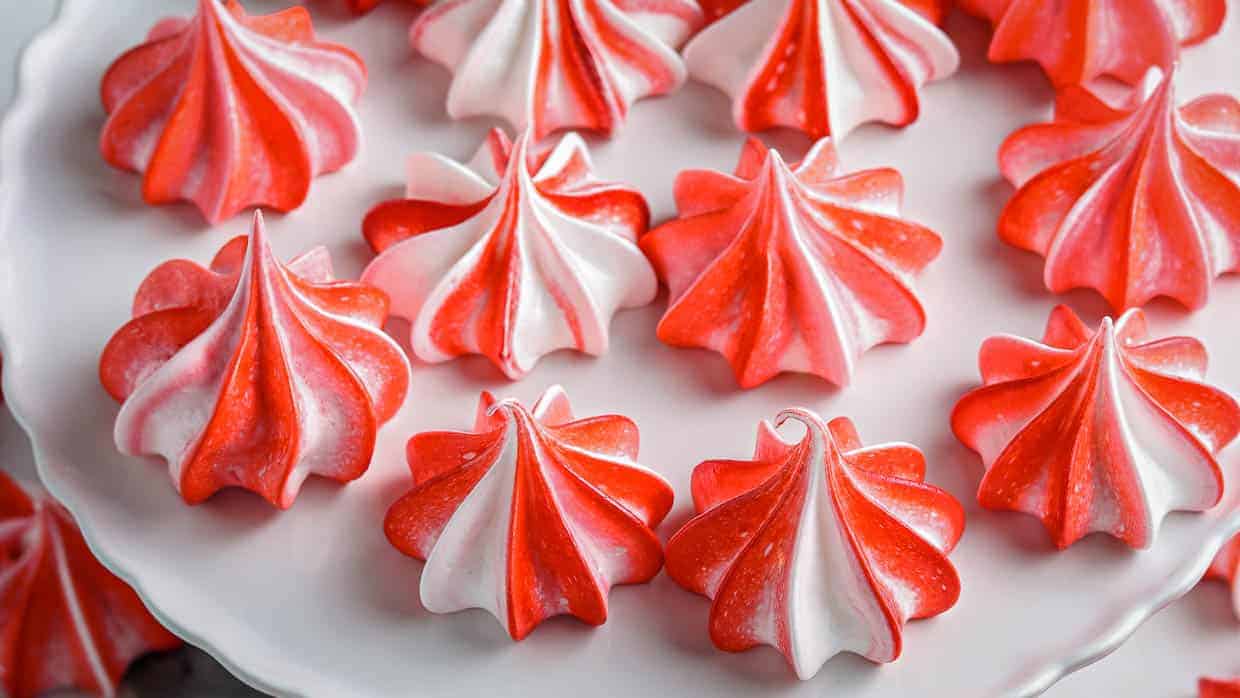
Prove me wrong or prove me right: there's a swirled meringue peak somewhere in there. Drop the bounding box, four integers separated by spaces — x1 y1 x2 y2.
361 128 658 379
1201 676 1240 697
683 0 958 139
998 68 1240 312
640 137 942 388
0 472 182 698
100 0 366 224
665 410 964 680
384 386 673 640
952 305 1240 550
959 0 1225 87
99 211 410 509
410 0 702 138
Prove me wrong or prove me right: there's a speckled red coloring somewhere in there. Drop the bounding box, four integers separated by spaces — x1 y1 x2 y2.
664 410 963 679
100 212 409 509
997 69 1240 311
953 305 1240 549
0 472 181 698
640 137 941 388
100 0 366 223
384 387 673 640
959 0 1224 86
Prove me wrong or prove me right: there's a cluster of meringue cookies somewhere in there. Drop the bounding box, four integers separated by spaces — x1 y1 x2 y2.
10 0 1238 694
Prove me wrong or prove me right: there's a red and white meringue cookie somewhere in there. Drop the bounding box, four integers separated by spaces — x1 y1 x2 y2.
1204 534 1240 619
362 128 657 379
683 0 958 139
384 386 673 640
0 472 182 698
99 212 410 509
100 0 366 224
665 410 964 679
959 0 1225 87
640 137 941 388
410 0 702 138
952 305 1240 550
998 69 1240 312
1201 677 1240 698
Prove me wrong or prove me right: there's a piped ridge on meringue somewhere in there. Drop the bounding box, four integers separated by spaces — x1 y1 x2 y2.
411 0 702 138
959 0 1225 87
384 386 674 640
100 0 367 224
640 136 941 388
998 68 1240 312
952 305 1240 549
665 410 963 679
100 211 410 509
362 128 658 379
0 472 182 698
683 0 959 139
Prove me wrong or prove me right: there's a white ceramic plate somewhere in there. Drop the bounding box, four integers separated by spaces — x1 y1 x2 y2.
5 2 1240 696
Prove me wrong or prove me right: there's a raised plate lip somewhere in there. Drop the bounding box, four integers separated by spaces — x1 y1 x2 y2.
1 4 1239 698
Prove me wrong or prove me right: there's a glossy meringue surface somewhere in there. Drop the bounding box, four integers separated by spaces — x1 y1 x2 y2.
384 386 673 640
665 410 963 679
411 0 701 138
100 0 366 224
683 0 958 139
998 69 1240 312
959 0 1226 87
0 472 181 698
641 137 941 388
99 212 410 509
953 305 1240 549
362 128 657 379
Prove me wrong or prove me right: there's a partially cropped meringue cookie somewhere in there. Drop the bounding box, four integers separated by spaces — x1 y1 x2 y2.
100 212 411 509
362 128 658 379
640 137 942 388
952 305 1240 549
998 68 1240 312
384 386 674 640
665 409 964 679
100 0 367 224
410 0 702 138
683 0 958 139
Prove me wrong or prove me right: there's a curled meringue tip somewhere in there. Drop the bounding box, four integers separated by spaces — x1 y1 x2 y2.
100 0 366 224
953 305 1240 549
385 386 671 639
998 66 1240 312
361 129 656 380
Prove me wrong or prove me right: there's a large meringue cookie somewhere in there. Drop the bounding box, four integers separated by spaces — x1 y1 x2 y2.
99 212 410 509
0 472 182 698
959 0 1225 87
100 0 367 224
952 305 1240 550
640 137 941 388
384 386 674 640
410 0 702 138
362 128 658 379
998 69 1240 312
683 0 958 139
664 410 964 680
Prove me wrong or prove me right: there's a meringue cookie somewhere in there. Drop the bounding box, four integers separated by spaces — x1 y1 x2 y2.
640 137 941 388
410 0 702 138
997 68 1240 312
362 128 657 379
683 0 958 139
99 211 410 509
959 0 1225 87
665 410 964 679
384 386 674 640
0 472 182 698
952 305 1240 549
100 0 366 224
